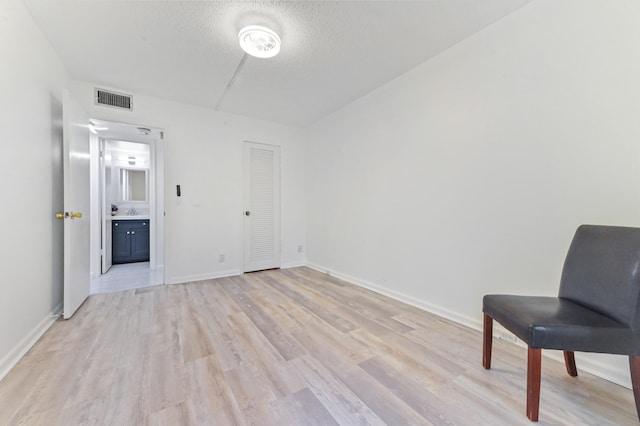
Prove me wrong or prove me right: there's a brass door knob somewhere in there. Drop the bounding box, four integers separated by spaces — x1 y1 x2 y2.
55 212 65 219
70 212 82 219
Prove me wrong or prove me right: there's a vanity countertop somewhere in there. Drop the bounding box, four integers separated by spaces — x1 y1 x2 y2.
108 215 150 221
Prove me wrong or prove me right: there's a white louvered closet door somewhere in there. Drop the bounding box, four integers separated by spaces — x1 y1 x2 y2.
243 142 281 272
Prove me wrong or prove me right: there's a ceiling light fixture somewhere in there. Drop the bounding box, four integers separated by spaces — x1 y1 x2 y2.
238 25 281 59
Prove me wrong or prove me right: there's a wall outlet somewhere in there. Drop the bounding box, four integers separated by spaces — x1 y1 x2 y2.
496 330 518 344
218 254 225 263
297 245 304 253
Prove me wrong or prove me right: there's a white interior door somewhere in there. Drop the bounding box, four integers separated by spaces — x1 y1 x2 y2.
243 142 281 272
100 139 112 274
62 90 91 319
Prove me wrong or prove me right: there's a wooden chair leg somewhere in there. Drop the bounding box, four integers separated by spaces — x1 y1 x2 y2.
483 313 493 369
527 347 542 422
629 355 640 421
563 351 578 377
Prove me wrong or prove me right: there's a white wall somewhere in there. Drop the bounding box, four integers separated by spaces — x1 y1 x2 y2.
306 0 640 387
71 81 307 284
0 0 70 377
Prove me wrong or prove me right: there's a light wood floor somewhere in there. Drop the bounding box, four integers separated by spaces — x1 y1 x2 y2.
0 267 636 425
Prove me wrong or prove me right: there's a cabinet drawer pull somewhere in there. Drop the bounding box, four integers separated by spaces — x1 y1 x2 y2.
126 231 130 235
115 223 118 227
131 231 135 235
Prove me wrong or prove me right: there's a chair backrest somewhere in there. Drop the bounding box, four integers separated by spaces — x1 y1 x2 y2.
559 225 640 328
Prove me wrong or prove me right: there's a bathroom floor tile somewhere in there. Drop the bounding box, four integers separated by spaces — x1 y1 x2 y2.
90 262 158 294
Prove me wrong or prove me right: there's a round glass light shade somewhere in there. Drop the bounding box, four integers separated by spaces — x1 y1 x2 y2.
238 25 281 58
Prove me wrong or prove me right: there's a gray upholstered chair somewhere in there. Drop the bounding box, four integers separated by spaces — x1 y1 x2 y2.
483 225 640 422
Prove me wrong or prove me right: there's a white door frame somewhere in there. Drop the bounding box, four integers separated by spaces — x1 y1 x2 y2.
99 137 112 274
149 134 165 282
89 121 165 285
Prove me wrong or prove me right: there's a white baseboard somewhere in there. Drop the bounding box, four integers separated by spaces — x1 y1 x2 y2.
305 262 632 390
166 269 242 285
558 352 631 389
282 261 307 269
0 304 62 382
168 263 308 284
305 262 480 330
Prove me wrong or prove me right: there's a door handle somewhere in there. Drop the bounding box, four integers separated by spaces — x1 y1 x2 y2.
245 211 251 216
55 212 80 219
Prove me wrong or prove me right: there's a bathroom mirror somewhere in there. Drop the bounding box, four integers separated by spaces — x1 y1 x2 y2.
118 168 148 202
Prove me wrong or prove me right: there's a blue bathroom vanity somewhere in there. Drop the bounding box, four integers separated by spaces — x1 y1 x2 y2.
112 219 150 264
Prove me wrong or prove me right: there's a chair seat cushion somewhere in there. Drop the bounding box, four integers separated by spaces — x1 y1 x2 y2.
483 295 633 354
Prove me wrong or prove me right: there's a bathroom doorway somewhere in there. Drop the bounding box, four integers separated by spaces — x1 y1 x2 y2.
89 120 165 294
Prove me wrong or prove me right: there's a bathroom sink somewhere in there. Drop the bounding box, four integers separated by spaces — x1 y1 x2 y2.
110 214 150 220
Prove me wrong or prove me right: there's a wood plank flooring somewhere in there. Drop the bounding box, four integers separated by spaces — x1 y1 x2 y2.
0 267 637 425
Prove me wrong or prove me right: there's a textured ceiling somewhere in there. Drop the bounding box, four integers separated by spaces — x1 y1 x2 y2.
23 0 530 127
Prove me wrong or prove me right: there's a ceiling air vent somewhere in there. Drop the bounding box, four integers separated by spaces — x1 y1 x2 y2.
94 88 132 111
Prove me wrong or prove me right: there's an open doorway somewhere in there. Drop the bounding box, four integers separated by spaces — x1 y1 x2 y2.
88 119 165 294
